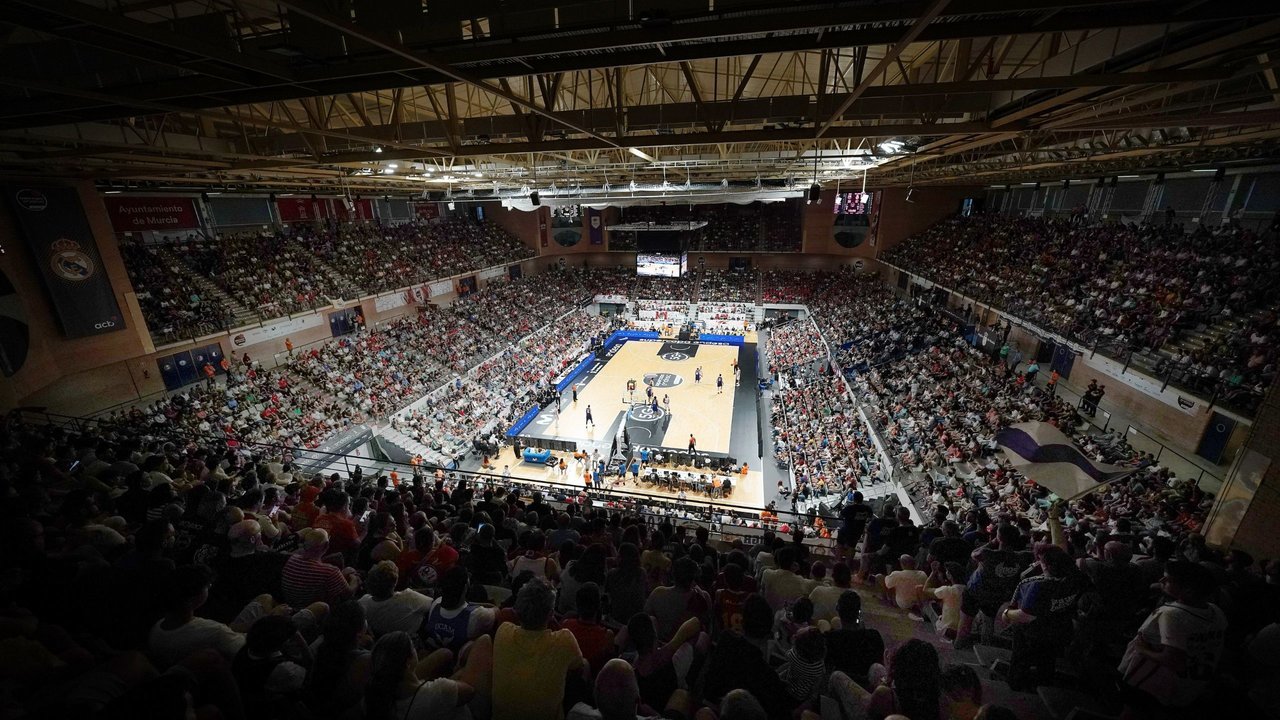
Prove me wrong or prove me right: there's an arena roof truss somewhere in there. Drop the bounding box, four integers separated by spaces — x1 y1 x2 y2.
0 0 1278 195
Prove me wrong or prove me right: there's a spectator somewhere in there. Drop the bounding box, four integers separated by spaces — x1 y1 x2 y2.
491 577 586 720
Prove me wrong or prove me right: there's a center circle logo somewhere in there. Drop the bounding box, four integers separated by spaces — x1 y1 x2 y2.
628 405 665 422
660 352 689 362
643 372 684 388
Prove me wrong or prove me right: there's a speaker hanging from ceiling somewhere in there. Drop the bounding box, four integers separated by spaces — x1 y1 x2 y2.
530 191 541 206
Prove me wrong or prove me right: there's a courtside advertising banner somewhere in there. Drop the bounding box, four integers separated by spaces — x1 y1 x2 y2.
5 186 125 338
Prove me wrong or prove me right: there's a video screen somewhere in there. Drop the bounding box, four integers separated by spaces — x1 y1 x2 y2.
680 252 689 276
834 191 874 215
637 253 681 277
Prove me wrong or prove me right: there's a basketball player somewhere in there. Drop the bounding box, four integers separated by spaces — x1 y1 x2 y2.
716 374 724 394
662 394 671 413
695 367 702 384
734 365 741 387
585 405 595 427
572 383 579 403
688 434 697 453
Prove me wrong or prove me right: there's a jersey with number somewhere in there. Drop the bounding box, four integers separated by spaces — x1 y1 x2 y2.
1118 601 1226 707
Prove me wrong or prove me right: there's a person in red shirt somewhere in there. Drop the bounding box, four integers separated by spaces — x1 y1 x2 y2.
561 583 615 679
202 362 216 387
311 492 360 557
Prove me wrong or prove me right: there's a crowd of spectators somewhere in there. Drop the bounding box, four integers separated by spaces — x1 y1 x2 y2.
6 387 1272 720
761 270 837 304
97 352 358 450
9 239 1280 720
766 318 829 372
884 214 1279 408
119 220 534 329
634 275 697 302
395 309 615 462
696 270 758 304
119 238 233 343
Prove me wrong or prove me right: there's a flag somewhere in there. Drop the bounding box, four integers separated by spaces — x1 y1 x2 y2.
587 207 604 245
996 421 1131 499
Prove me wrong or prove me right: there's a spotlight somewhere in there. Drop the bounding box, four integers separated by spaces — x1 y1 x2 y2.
530 191 540 206
807 183 821 204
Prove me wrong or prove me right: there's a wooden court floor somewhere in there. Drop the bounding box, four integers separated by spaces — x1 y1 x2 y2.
553 340 740 455
503 339 765 508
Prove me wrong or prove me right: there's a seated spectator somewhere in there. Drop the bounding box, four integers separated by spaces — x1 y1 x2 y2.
359 560 434 638
644 556 712 641
492 577 587 720
618 613 705 712
281 528 361 608
364 630 475 720
303 601 373 719
562 583 616 679
424 567 496 652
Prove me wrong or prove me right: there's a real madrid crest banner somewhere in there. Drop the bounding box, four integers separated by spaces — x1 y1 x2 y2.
587 207 604 245
5 186 125 338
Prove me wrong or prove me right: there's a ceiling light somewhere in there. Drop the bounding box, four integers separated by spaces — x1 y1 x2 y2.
103 189 122 194
382 169 394 174
1192 168 1218 172
472 172 483 178
387 163 398 169
374 146 383 153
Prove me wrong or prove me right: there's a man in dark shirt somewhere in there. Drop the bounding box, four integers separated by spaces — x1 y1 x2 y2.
928 521 973 569
1001 546 1082 690
837 491 874 562
954 524 1033 649
856 506 898 581
824 590 886 689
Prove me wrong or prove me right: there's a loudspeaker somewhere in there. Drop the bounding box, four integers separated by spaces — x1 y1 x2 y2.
1213 168 1225 182
1109 176 1118 188
530 191 541 206
1061 179 1070 189
1154 172 1165 185
807 183 821 204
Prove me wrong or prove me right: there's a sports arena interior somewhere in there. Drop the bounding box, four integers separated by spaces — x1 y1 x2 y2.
3 2 1280 719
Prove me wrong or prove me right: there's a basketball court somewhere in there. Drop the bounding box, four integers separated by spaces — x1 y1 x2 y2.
506 338 766 508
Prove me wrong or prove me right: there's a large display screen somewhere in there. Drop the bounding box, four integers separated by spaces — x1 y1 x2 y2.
680 252 689 276
834 191 874 215
637 253 681 277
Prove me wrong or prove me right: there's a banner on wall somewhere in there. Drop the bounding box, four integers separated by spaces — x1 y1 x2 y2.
478 266 506 281
428 279 452 298
413 202 439 220
5 185 125 338
276 197 328 222
587 207 604 245
230 314 324 347
330 198 375 221
539 215 549 248
103 196 199 231
375 293 408 313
